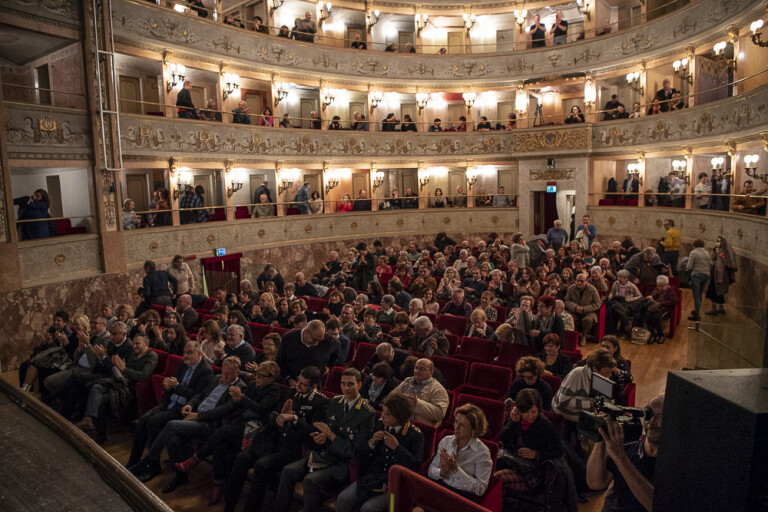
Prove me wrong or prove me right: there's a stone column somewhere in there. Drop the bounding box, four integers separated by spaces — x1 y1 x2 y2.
82 0 126 273
0 78 23 292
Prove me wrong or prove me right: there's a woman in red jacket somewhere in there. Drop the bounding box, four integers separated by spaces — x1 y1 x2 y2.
338 193 354 212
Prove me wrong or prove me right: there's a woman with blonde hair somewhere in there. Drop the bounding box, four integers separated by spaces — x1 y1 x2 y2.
466 308 493 339
436 266 461 301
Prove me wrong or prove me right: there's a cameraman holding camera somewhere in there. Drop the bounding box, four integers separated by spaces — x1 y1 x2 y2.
586 395 664 512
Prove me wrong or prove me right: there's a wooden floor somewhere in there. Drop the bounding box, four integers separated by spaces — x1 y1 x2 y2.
1 291 702 512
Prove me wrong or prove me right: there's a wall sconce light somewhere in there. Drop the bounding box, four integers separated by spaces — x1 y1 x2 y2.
515 86 528 114
672 159 689 184
269 0 284 16
169 157 178 179
322 89 335 111
462 92 476 111
325 167 340 194
370 91 382 113
416 92 430 113
418 173 430 191
584 78 596 107
626 71 644 96
274 82 289 107
415 13 429 34
463 12 477 30
167 63 186 92
318 1 332 21
367 9 380 30
466 169 478 189
713 41 737 71
278 169 299 194
576 0 591 20
372 171 385 191
672 58 693 84
174 169 193 199
223 73 239 100
751 19 767 47
227 167 245 197
514 6 527 32
744 154 767 183
710 156 733 184
627 162 644 187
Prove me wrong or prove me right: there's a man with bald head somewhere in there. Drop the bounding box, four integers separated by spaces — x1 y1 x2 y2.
166 293 197 331
295 271 319 298
365 342 409 379
276 319 340 387
391 358 449 426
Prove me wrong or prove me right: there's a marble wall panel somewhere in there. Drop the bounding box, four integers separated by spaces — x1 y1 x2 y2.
18 236 103 287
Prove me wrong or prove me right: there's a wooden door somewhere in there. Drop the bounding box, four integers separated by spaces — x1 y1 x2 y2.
497 169 516 197
400 103 417 125
347 26 365 47
303 173 322 198
352 174 368 198
249 174 266 204
119 75 142 114
349 101 365 128
190 86 206 112
36 64 51 105
449 170 465 199
402 169 418 196
193 175 213 206
496 28 516 53
126 173 150 212
45 175 63 218
300 98 316 129
243 92 263 116
447 32 465 54
398 31 414 52
448 104 465 128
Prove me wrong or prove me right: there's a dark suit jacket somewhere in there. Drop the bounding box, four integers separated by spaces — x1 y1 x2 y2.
159 359 214 409
225 341 256 364
188 376 247 425
366 349 409 380
356 421 424 498
655 87 678 112
622 178 639 195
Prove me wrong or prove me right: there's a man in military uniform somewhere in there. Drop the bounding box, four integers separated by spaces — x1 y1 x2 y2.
275 367 375 512
223 366 329 512
336 392 425 512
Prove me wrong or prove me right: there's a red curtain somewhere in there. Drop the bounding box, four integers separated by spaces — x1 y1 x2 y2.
200 253 243 295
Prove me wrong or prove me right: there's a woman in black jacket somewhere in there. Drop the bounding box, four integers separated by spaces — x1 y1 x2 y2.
536 333 572 380
361 362 399 411
508 357 553 411
496 388 563 493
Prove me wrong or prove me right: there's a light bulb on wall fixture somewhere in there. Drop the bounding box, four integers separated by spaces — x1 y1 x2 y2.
672 58 693 84
584 79 596 106
322 89 336 111
463 12 477 30
167 63 186 92
744 154 767 183
222 73 239 100
625 70 644 96
369 90 382 113
514 6 527 32
750 19 767 47
515 86 528 114
274 82 289 106
575 0 591 20
415 13 429 34
416 92 429 113
318 1 332 21
367 9 380 30
269 0 284 16
462 92 476 110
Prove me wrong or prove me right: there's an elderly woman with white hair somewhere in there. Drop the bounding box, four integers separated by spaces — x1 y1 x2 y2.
408 298 424 324
413 316 449 356
643 275 679 344
605 269 643 337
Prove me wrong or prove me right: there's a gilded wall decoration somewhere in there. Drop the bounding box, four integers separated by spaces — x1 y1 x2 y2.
112 0 762 84
530 169 576 181
3 0 81 29
5 108 90 149
513 129 590 153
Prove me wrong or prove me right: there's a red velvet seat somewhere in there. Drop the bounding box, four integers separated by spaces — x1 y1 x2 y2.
495 343 534 369
201 297 218 311
247 322 270 348
305 297 327 312
322 366 346 396
135 379 158 415
344 340 357 363
431 355 468 390
444 332 459 356
413 420 438 465
151 373 165 402
492 305 507 321
598 199 615 206
455 394 506 441
149 348 169 376
390 465 501 512
563 330 579 351
454 363 513 400
269 326 291 337
620 383 636 407
164 354 183 376
150 304 168 321
561 349 583 365
234 206 250 219
455 337 497 364
349 342 377 371
540 374 563 395
377 323 392 334
436 315 469 337
423 312 437 324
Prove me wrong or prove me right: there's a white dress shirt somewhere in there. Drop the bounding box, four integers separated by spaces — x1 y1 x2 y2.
428 435 493 496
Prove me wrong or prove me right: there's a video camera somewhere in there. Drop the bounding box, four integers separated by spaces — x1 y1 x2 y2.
577 372 653 442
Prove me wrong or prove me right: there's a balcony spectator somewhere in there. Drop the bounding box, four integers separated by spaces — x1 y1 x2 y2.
353 189 372 211
476 116 491 131
179 186 203 224
309 110 321 129
622 174 639 199
308 191 323 214
278 113 293 128
293 182 310 214
405 43 416 53
252 15 268 34
431 188 446 208
452 185 467 207
669 92 687 111
654 79 678 112
200 99 221 122
338 193 353 212
328 115 343 130
602 94 621 121
176 81 197 119
231 101 250 124
401 114 417 132
258 106 273 127
293 11 316 42
429 118 443 132
382 112 399 131
709 171 731 211
505 112 518 130
123 198 140 230
403 187 419 209
456 116 468 132
223 16 244 28
351 33 367 49
253 180 273 206
187 0 207 17
648 98 663 115
629 101 643 119
493 186 511 207
666 172 686 208
385 43 398 52
530 14 546 48
438 47 447 54
693 173 712 209
550 11 568 45
277 25 290 38
732 180 767 215
565 105 585 123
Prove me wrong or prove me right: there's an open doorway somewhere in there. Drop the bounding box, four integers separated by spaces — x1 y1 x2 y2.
532 191 558 235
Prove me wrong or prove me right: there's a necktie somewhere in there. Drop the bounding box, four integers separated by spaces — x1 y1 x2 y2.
388 427 397 435
344 402 350 414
